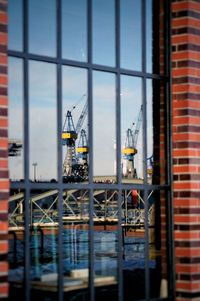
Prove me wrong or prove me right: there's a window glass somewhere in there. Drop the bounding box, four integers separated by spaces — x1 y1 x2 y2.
93 0 115 67
62 66 88 183
29 0 56 57
94 190 118 298
8 189 25 296
29 189 58 288
121 76 143 183
120 0 142 71
29 61 57 182
63 189 89 298
146 0 152 73
8 0 23 51
93 71 116 181
62 0 87 62
122 189 145 300
149 189 169 298
8 57 24 180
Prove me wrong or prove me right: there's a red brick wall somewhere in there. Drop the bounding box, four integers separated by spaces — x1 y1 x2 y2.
172 0 200 300
0 0 8 298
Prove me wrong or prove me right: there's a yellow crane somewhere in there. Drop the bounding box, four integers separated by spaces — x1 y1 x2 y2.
62 96 88 180
122 105 143 178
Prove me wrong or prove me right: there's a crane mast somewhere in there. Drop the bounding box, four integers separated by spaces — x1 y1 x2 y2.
77 129 89 178
62 110 78 176
62 97 88 180
122 105 143 179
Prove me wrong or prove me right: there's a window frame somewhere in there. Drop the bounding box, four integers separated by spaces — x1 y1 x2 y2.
8 0 174 300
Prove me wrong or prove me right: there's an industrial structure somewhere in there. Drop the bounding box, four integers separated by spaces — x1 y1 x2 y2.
62 101 145 182
122 105 143 179
62 99 88 181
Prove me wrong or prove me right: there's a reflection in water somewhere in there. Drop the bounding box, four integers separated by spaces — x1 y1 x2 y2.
8 187 162 299
8 230 149 280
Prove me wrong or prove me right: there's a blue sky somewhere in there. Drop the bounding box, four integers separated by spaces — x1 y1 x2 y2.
8 0 154 181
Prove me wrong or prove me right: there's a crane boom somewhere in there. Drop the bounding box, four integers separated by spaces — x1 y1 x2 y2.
75 101 88 134
133 105 143 147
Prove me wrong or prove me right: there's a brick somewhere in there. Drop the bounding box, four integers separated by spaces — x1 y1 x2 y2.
0 33 7 45
0 75 7 85
174 215 198 224
0 242 8 254
173 84 200 93
172 2 189 12
0 180 9 190
0 222 7 232
0 159 8 169
173 67 200 77
0 283 8 296
0 118 7 127
173 100 200 110
175 231 200 240
0 202 7 212
0 12 7 24
0 96 7 106
0 54 7 65
0 138 7 148
0 261 7 273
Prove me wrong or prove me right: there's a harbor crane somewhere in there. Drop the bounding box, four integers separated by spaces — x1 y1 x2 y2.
77 129 89 178
122 105 143 178
62 96 88 179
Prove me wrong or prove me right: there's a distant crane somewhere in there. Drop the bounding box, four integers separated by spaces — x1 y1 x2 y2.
122 105 143 178
77 129 89 178
62 95 88 178
62 110 78 176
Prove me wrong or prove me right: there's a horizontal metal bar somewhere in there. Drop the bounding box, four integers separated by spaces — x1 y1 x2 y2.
8 50 167 80
10 180 170 191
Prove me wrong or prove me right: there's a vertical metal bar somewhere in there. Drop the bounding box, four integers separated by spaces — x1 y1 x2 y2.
164 0 175 298
115 1 123 300
57 0 63 300
23 0 30 300
88 0 94 300
142 0 149 300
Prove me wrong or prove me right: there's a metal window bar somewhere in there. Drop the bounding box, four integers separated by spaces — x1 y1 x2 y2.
87 1 95 300
23 0 30 300
56 0 64 300
164 0 175 298
115 0 123 300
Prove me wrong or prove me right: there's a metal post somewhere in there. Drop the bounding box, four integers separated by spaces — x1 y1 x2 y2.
32 162 37 182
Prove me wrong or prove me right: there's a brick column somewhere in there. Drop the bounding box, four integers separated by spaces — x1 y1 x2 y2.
0 0 8 299
172 1 200 300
